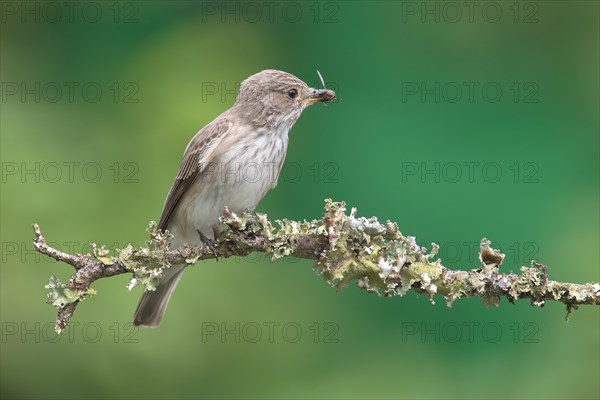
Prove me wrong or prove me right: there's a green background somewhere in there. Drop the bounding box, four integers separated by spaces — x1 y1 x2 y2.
1 1 598 399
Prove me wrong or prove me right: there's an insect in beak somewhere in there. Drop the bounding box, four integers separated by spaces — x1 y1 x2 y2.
310 69 335 106
317 69 327 90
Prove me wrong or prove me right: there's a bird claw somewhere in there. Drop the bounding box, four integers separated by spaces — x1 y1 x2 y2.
197 229 218 261
212 224 221 242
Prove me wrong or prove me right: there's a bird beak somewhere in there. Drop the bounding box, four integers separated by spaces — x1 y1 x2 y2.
303 88 336 104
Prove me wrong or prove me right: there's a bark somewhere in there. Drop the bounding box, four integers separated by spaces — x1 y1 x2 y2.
33 200 600 334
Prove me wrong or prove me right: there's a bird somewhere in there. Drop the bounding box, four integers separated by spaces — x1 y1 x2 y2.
133 69 336 327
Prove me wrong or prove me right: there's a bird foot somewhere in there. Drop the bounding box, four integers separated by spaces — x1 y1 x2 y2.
197 229 218 261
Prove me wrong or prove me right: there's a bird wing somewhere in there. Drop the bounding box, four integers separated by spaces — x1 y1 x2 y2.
157 117 232 232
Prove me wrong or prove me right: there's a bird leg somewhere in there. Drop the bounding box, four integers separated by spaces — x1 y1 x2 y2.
197 229 218 261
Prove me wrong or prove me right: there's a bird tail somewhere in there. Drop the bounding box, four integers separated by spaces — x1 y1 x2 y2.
133 265 186 327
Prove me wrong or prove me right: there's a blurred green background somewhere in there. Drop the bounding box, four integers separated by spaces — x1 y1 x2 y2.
1 1 598 399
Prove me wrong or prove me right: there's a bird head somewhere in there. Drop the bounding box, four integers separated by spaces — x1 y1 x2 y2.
233 69 336 128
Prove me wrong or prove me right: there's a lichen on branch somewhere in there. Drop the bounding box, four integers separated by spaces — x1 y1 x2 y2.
32 199 600 334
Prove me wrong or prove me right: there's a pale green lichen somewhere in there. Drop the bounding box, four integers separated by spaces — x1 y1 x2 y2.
38 199 599 334
92 243 113 265
45 276 95 308
87 222 175 293
314 200 442 298
119 222 175 291
127 267 163 292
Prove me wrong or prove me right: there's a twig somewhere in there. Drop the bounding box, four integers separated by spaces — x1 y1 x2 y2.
33 200 600 334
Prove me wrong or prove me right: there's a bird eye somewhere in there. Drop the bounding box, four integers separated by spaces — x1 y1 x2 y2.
288 88 298 99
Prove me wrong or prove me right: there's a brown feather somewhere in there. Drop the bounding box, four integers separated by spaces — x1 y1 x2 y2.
157 117 232 232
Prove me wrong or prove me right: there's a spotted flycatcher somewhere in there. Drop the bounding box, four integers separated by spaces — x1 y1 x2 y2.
133 69 335 327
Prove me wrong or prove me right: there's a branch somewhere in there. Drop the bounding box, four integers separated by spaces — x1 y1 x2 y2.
33 199 600 334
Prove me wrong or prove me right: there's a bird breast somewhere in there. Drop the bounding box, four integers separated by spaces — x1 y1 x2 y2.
177 124 290 242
